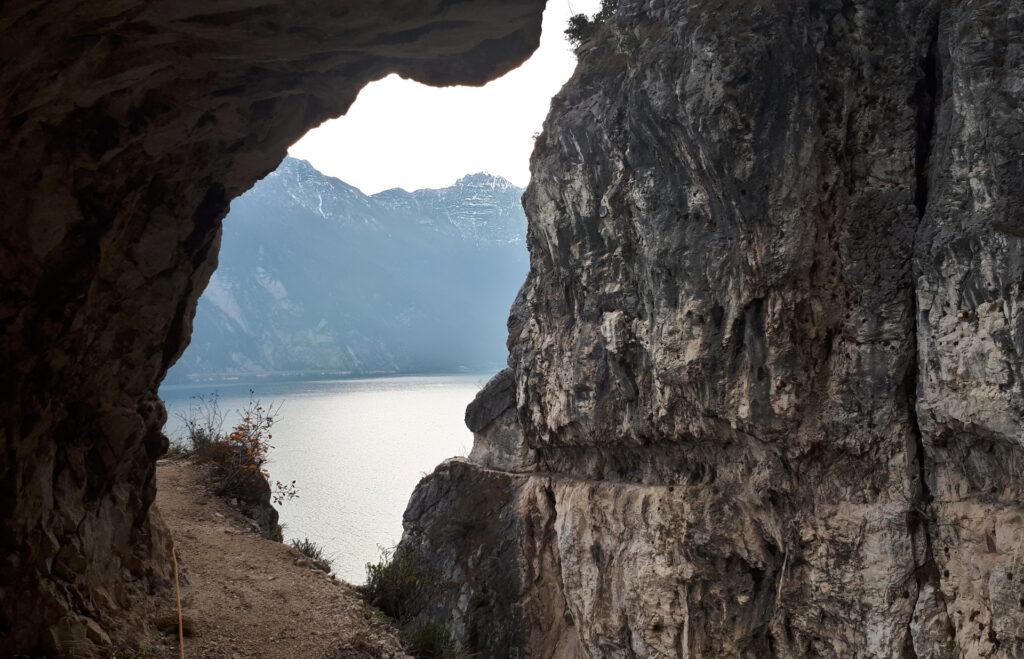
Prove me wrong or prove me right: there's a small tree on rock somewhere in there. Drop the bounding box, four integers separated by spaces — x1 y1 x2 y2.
565 0 619 47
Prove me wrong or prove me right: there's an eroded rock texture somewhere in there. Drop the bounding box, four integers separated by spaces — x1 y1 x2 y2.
0 1 544 654
403 1 1024 656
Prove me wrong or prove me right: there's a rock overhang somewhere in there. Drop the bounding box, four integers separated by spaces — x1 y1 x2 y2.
0 1 547 654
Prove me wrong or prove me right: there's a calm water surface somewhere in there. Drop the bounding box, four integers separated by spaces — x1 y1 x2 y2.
161 374 489 583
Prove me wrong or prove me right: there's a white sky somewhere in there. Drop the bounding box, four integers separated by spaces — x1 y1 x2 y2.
288 0 601 194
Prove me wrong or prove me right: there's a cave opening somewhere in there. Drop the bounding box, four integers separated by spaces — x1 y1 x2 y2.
155 0 598 586
1 0 560 654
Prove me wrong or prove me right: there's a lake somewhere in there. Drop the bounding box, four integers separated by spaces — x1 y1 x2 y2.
160 374 489 583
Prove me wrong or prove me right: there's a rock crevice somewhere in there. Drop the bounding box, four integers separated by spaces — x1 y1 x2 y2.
904 17 952 657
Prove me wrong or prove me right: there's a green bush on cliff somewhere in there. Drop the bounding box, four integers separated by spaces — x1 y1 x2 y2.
361 546 466 656
361 545 433 622
402 622 463 658
565 0 619 46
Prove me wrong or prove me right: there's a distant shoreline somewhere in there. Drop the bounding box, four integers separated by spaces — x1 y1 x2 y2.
160 367 502 390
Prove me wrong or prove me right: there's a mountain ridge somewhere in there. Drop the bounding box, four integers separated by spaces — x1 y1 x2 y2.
166 157 528 384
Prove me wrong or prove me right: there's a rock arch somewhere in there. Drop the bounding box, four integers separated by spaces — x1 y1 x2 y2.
0 1 544 653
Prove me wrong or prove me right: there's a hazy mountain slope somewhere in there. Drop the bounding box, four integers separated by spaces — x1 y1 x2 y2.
166 158 527 383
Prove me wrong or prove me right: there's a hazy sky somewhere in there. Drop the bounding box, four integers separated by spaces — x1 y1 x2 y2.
288 0 601 194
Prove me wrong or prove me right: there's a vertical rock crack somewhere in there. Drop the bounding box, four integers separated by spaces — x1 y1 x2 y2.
904 17 951 657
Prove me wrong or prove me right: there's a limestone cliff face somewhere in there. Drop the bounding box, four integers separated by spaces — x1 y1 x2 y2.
403 1 1024 656
0 2 544 654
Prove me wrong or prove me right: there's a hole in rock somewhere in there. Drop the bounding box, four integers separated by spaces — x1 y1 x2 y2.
158 0 601 585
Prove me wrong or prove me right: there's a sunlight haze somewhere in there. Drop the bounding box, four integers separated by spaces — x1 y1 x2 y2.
288 0 601 194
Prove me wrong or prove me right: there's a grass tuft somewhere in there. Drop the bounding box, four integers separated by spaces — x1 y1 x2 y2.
291 537 329 564
402 621 466 658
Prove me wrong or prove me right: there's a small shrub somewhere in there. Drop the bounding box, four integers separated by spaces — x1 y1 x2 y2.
267 522 285 543
402 622 464 658
291 537 330 564
203 393 299 505
565 0 619 47
565 13 596 46
362 546 463 657
178 391 298 509
271 478 298 506
361 545 433 623
212 393 278 492
175 393 225 459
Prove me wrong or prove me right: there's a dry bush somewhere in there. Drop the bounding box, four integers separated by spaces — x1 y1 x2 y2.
176 391 297 506
174 392 225 458
211 394 276 493
291 537 332 572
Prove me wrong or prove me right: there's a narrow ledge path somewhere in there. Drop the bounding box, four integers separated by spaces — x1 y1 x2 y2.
153 457 405 658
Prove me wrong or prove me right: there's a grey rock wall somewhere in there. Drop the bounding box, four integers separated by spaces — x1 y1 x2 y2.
402 1 1024 656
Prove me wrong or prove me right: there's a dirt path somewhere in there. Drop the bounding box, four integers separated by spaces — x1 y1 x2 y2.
153 457 405 658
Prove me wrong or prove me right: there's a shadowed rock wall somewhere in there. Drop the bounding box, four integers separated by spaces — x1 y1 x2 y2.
403 0 1024 656
0 1 545 654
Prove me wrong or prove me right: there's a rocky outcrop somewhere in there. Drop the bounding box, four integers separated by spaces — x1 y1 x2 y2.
217 464 282 542
402 0 1024 656
0 1 544 654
